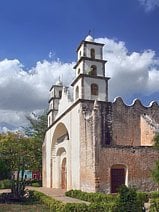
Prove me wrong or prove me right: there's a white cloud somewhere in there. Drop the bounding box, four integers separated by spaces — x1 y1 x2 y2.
0 58 75 126
0 37 159 128
96 37 159 101
138 0 159 11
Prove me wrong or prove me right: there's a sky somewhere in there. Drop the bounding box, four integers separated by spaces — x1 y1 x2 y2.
0 0 159 130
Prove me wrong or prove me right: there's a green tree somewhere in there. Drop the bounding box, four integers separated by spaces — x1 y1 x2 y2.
25 111 48 172
152 133 159 186
152 161 159 186
0 159 11 180
154 133 159 150
25 111 48 141
0 132 38 199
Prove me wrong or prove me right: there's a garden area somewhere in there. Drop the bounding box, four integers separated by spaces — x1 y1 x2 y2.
0 185 159 211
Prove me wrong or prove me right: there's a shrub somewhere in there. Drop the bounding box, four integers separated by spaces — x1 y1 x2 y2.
0 179 11 189
65 189 117 203
89 202 116 212
137 192 149 208
115 185 141 212
64 203 88 212
150 198 159 212
149 191 159 199
30 190 65 211
31 190 118 212
31 182 41 187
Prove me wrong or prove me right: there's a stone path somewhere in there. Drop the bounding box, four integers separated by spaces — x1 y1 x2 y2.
0 187 89 204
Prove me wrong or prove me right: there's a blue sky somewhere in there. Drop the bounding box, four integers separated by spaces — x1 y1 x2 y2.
0 0 159 66
0 0 159 129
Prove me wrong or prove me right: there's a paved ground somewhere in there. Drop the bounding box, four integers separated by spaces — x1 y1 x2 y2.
0 187 89 204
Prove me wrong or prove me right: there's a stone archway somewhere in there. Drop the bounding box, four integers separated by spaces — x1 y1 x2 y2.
110 164 127 193
51 123 69 189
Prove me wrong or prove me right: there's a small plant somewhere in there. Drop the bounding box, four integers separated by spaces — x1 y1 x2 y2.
116 185 141 212
150 198 159 212
32 182 41 187
0 179 11 189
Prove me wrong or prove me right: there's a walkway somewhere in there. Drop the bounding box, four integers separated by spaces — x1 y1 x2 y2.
0 187 89 204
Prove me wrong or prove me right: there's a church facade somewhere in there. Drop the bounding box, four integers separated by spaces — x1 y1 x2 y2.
42 35 159 193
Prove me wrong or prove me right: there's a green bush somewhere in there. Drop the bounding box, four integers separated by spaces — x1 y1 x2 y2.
0 179 11 189
149 191 159 199
89 202 116 212
31 190 65 211
31 189 150 212
150 198 159 212
64 203 88 212
137 192 149 208
31 190 118 212
115 185 142 212
65 189 117 203
31 182 41 187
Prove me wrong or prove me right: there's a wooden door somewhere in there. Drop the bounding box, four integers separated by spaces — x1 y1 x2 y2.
111 168 125 193
61 158 67 189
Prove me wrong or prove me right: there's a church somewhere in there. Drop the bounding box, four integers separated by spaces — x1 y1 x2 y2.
42 35 159 193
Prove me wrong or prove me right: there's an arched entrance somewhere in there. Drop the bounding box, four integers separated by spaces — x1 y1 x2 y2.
111 164 127 193
51 122 69 189
61 158 67 189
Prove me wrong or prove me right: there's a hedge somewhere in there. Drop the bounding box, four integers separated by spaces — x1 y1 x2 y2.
29 190 65 211
149 191 159 199
30 190 117 211
0 179 11 189
29 189 153 212
65 189 117 203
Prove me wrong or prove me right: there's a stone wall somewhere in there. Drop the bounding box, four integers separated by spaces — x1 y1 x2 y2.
112 97 159 146
79 100 112 192
99 146 159 193
79 101 96 192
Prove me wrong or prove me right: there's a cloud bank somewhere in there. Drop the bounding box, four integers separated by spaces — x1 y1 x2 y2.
96 38 159 101
0 37 159 127
138 0 159 11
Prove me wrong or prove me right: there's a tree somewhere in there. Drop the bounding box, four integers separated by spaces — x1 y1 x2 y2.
25 111 48 141
152 161 159 186
153 133 159 150
152 133 159 186
25 111 48 172
0 159 11 180
0 132 38 199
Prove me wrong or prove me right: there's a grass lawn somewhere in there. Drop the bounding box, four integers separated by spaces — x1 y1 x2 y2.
0 203 50 212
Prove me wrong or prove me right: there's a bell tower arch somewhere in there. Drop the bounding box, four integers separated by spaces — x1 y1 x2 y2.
71 35 110 102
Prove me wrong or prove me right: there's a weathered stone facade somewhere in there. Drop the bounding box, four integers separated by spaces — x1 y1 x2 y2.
43 35 159 193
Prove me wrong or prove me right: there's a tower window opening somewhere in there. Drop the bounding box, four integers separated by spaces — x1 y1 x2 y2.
90 48 95 59
90 65 97 76
78 68 80 75
79 51 82 58
59 90 62 98
75 86 79 99
91 84 98 96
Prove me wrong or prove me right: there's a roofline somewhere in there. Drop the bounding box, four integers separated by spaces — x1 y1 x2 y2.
46 99 111 131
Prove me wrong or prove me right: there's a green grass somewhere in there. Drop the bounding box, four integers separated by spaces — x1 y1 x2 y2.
0 203 50 212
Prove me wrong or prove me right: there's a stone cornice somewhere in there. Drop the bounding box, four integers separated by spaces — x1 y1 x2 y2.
71 74 110 86
74 56 107 69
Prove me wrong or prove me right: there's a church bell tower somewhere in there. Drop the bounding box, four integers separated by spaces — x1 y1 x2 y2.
71 35 110 102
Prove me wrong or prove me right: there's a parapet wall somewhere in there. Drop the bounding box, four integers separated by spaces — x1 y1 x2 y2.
112 97 159 146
